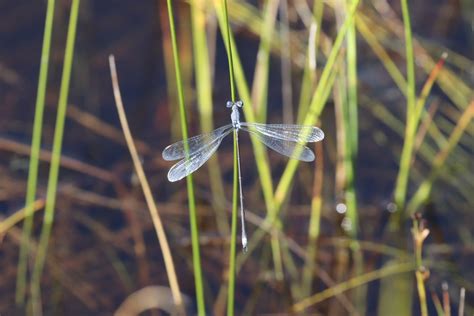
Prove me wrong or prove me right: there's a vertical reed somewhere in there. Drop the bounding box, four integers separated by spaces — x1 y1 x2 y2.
30 1 80 314
165 1 205 314
16 0 56 306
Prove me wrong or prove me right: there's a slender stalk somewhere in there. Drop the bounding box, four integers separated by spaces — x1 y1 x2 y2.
279 0 293 124
213 0 276 216
293 261 418 312
301 142 324 298
407 101 474 214
227 130 239 316
223 0 236 102
16 0 55 305
190 0 229 236
344 1 363 312
412 215 429 316
356 15 407 95
274 0 360 214
250 0 279 122
297 1 324 124
157 1 181 140
1 200 45 235
165 1 205 314
30 1 80 314
393 0 417 214
109 56 184 312
223 1 239 314
432 292 445 316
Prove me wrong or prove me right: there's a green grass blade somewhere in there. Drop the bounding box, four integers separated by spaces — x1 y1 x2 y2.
227 130 239 316
213 0 276 215
190 0 229 236
274 0 360 212
165 1 205 314
393 0 418 213
250 0 279 122
301 143 323 299
344 1 363 312
297 1 324 124
16 0 56 306
294 261 417 312
29 0 80 314
223 0 238 314
356 15 407 95
407 101 474 214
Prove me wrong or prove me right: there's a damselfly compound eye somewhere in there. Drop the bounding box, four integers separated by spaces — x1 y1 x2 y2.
226 101 233 108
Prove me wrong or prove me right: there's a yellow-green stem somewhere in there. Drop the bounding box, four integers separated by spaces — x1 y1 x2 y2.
16 0 56 306
165 1 205 314
227 130 239 316
393 0 417 214
29 1 80 314
190 0 229 236
223 1 238 314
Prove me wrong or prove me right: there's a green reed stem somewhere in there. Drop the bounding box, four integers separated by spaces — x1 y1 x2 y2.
29 1 80 314
224 0 235 102
393 0 417 213
301 142 323 298
166 1 205 314
251 0 279 122
345 1 363 313
223 0 238 314
293 261 418 312
297 1 324 124
16 0 56 306
190 0 229 236
356 16 407 95
407 101 474 214
227 130 239 316
274 0 360 213
213 0 275 215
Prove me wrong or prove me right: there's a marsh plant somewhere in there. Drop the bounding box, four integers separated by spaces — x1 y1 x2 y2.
0 0 472 315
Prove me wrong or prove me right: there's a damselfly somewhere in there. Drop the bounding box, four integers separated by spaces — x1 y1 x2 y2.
163 101 324 251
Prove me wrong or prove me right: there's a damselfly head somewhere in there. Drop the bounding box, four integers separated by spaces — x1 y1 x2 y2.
226 101 233 108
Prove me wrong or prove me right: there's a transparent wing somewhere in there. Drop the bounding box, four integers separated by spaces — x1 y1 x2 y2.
162 124 233 161
167 129 232 182
241 128 315 162
240 122 324 143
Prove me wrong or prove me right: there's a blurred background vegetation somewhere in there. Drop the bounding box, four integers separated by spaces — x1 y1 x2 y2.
0 0 473 315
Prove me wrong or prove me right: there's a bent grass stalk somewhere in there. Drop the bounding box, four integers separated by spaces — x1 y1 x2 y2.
165 0 206 314
16 0 55 306
29 0 80 314
109 55 184 311
1 200 45 235
293 261 417 312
